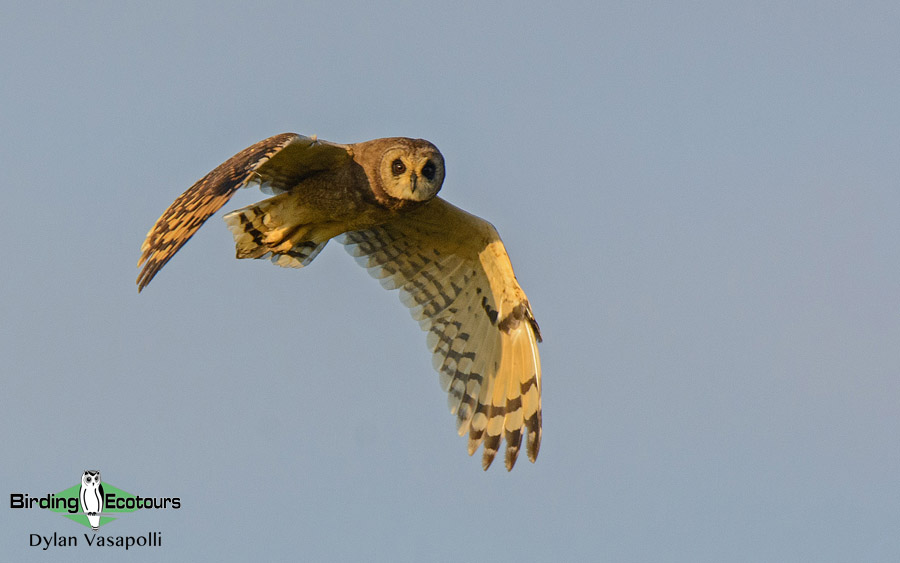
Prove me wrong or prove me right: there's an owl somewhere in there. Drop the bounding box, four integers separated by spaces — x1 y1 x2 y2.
137 133 542 470
80 470 104 531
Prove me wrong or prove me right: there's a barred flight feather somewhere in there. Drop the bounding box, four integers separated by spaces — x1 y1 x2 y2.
338 199 541 470
137 133 349 290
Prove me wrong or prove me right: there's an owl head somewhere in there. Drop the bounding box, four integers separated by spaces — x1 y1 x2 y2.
82 470 101 486
367 138 445 207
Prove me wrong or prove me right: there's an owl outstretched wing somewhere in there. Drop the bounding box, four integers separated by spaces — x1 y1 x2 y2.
137 133 351 291
339 198 542 470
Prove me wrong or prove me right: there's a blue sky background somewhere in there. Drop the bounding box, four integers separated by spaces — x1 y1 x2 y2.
2 2 898 561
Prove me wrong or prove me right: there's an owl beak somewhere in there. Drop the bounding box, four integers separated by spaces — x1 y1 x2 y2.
409 172 418 193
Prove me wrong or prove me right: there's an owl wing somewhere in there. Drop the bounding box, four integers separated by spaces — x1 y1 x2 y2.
97 483 105 511
339 197 542 470
137 133 352 291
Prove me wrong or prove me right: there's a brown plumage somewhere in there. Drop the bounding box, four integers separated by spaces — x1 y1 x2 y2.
138 133 542 470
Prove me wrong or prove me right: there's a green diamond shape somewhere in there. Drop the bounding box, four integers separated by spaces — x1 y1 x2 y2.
49 482 139 528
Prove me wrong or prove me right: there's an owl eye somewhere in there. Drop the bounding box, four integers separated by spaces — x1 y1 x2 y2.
391 159 406 175
421 160 436 180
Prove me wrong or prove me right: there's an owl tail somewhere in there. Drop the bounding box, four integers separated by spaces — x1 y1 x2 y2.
223 196 332 269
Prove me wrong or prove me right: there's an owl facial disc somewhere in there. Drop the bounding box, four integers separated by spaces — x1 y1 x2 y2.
379 141 445 203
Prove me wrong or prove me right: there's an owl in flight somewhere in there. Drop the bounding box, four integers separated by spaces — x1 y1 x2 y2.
137 133 542 470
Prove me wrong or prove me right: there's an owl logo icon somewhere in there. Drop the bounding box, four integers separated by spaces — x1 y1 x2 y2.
79 470 104 531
